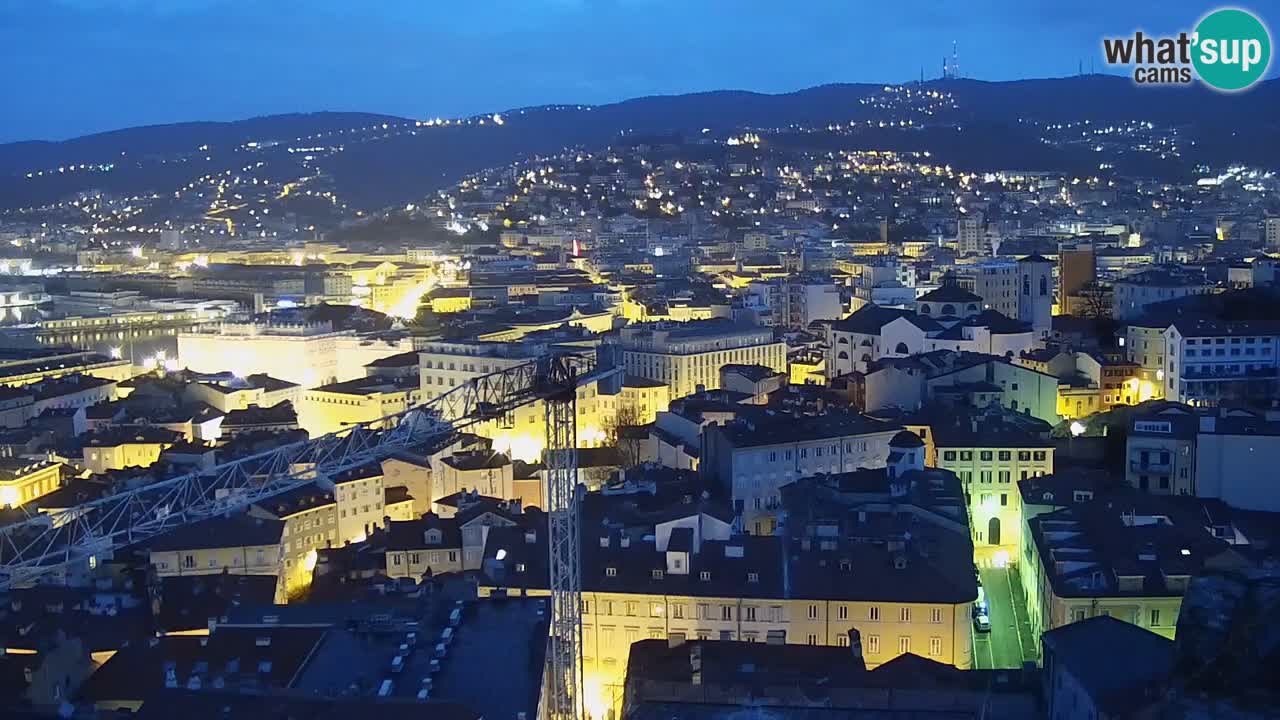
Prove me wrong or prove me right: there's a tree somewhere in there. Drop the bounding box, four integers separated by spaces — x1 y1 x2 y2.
602 404 646 468
1076 281 1111 321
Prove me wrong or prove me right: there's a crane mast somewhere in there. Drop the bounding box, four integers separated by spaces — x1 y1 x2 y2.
542 357 584 720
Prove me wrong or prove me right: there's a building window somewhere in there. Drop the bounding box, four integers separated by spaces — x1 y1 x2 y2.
807 634 818 645
929 637 942 656
672 604 684 619
808 604 819 620
606 567 617 577
1150 609 1161 627
943 451 957 462
837 605 848 620
867 635 880 654
899 607 911 623
898 636 911 654
745 606 756 622
722 606 733 621
869 606 880 621
930 608 942 624
699 571 711 581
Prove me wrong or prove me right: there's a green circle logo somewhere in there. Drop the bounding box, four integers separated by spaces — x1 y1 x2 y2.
1193 8 1272 91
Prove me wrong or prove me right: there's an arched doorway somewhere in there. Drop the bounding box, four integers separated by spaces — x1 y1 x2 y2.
988 517 1001 546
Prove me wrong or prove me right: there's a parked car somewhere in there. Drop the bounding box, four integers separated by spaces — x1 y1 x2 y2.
974 613 992 633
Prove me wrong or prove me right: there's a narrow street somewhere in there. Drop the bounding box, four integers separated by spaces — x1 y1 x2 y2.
974 567 1036 669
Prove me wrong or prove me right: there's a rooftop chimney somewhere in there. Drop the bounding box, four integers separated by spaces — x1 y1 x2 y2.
848 628 865 669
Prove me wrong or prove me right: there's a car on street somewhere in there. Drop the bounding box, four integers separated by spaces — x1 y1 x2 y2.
973 613 991 633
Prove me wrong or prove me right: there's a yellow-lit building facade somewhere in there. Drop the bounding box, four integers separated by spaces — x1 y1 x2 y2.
473 311 616 343
1017 498 1227 646
178 322 413 389
149 543 283 581
935 440 1054 567
469 379 618 462
381 456 433 516
298 379 421 436
1057 384 1102 421
429 291 472 314
182 377 301 413
326 465 387 545
569 592 973 715
619 298 730 324
248 487 338 597
788 353 826 385
385 489 416 521
383 517 464 579
0 352 134 388
147 516 287 602
1022 548 1187 644
419 341 619 462
618 323 787 400
482 551 973 718
1056 360 1153 420
82 434 177 474
0 459 62 508
619 378 670 424
437 454 516 500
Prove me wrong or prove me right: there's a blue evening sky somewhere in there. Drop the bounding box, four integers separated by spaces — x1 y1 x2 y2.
0 0 1267 142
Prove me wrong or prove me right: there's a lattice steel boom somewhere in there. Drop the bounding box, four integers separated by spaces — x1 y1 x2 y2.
0 354 607 591
543 357 584 720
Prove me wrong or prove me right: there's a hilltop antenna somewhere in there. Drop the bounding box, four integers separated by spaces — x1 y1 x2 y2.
952 41 959 79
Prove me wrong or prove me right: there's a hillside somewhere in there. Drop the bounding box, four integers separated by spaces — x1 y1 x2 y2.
2 76 1278 214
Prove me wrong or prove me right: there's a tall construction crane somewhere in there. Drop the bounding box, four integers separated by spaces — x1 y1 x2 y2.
543 361 584 720
0 352 605 719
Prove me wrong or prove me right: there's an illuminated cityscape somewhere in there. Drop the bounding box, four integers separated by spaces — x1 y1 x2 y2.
1 2 1280 719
